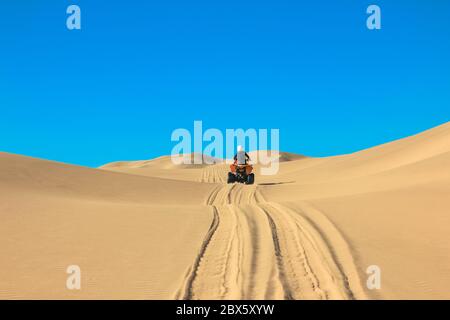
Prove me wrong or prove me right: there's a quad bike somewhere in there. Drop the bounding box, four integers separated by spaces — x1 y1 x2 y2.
227 163 255 185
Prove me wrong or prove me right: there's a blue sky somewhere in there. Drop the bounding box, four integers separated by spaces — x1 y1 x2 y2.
1 1 449 167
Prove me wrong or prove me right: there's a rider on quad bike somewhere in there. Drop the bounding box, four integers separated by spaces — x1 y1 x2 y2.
228 145 255 185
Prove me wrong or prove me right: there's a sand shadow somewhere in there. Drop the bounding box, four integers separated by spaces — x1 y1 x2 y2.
258 181 295 186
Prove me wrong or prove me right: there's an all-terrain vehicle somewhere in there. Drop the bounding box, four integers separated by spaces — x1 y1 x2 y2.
227 163 255 185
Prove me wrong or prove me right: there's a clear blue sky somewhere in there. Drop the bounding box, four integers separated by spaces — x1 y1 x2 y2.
1 1 449 167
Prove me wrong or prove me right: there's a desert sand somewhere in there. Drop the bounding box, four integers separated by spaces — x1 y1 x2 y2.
1 122 450 299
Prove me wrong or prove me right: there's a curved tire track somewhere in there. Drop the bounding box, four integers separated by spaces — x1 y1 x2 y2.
176 165 366 300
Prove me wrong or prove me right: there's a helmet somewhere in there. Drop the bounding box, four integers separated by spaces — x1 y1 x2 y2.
237 145 244 152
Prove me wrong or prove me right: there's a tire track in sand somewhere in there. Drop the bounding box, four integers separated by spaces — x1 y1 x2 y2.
176 207 220 300
176 165 367 300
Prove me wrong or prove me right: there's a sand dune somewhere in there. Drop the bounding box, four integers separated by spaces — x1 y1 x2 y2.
100 153 221 181
260 122 450 299
0 153 213 299
1 122 450 299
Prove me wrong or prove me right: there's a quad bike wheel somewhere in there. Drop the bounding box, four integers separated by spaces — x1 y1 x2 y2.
227 172 236 184
246 173 255 185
